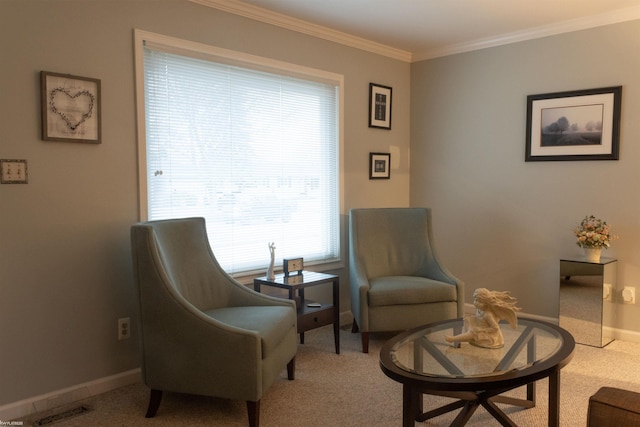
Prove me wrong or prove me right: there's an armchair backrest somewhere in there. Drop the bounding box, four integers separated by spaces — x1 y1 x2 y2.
131 217 234 311
350 208 438 280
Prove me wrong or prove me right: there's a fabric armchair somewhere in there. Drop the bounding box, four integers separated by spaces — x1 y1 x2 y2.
349 208 464 352
131 217 297 427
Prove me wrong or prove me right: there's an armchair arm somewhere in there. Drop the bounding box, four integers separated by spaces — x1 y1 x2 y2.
420 210 465 316
349 241 371 331
421 255 459 284
202 246 296 310
140 281 267 401
226 276 297 310
419 256 465 317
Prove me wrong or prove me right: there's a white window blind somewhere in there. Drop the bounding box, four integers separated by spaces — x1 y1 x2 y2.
141 39 341 275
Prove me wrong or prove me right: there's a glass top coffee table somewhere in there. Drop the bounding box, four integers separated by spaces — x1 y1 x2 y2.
379 317 575 427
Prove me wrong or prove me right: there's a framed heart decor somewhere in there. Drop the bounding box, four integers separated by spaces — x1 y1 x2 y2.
41 71 101 143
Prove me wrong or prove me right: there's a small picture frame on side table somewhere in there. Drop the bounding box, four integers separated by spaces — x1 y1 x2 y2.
41 71 101 144
369 83 392 130
369 152 391 179
283 257 304 277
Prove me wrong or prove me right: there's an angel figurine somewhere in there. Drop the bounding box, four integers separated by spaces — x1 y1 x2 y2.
445 288 521 349
266 242 276 280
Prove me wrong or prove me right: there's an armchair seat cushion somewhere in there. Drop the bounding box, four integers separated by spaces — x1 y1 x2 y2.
206 306 296 358
369 276 457 307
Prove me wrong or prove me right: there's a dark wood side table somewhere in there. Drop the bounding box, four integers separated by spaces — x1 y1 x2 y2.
254 271 340 354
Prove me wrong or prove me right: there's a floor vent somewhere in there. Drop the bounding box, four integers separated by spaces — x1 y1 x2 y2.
33 405 92 426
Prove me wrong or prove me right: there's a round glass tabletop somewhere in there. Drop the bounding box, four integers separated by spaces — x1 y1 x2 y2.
388 317 568 379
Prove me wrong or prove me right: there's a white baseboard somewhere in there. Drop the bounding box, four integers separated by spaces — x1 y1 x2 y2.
607 326 640 343
0 368 141 422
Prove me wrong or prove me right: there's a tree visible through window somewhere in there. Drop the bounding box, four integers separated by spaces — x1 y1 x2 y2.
137 32 342 275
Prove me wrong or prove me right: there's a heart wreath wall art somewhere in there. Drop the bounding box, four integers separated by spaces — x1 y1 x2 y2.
49 87 95 131
41 71 101 143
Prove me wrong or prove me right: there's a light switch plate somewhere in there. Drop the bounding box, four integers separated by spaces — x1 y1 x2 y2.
0 159 28 184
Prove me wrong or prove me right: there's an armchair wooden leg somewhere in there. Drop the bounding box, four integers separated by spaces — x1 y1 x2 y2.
352 320 369 353
361 332 369 353
145 389 163 418
287 357 295 380
247 400 260 427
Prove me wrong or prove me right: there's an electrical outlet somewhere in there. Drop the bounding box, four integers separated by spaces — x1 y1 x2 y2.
622 287 636 304
118 317 131 340
603 283 613 301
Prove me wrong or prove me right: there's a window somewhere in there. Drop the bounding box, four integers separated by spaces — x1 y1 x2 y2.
134 30 343 276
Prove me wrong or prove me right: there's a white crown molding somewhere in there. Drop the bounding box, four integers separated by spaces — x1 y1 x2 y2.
413 5 640 62
192 0 640 63
190 0 413 62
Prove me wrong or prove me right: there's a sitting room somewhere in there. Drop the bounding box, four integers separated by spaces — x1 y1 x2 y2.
2 0 640 425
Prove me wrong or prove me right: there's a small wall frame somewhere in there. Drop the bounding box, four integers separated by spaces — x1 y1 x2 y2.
369 83 392 130
369 152 391 179
41 71 102 144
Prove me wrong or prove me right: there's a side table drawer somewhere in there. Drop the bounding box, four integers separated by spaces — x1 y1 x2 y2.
298 306 334 332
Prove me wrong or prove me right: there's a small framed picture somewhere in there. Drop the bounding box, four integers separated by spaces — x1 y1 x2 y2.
369 152 391 179
41 71 101 144
525 86 621 161
369 83 392 130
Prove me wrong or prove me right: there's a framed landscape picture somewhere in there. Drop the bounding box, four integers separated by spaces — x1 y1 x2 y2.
525 86 621 161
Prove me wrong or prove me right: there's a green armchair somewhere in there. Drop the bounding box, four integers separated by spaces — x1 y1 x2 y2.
131 217 297 427
349 208 464 353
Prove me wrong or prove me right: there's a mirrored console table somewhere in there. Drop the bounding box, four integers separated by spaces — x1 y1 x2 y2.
559 257 617 347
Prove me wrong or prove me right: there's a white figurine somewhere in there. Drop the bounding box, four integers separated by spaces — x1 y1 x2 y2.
445 288 521 349
266 242 276 280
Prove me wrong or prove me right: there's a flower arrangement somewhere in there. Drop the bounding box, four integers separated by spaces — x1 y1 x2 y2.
574 215 618 249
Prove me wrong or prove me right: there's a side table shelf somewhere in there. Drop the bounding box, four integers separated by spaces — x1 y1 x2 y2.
254 271 340 354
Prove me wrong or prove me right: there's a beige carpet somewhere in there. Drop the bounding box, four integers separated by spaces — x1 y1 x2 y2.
23 324 640 426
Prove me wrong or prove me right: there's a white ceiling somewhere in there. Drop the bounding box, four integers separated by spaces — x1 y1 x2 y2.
196 0 640 61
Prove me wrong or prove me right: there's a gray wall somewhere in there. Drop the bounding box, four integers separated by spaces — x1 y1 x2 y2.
411 21 640 326
0 1 409 406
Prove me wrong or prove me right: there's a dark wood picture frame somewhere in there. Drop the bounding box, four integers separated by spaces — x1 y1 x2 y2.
369 152 391 179
525 86 621 161
369 83 392 130
41 71 102 144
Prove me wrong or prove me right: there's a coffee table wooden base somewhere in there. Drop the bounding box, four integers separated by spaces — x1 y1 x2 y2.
403 371 558 427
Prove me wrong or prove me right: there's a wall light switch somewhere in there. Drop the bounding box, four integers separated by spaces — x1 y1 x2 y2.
0 159 28 184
